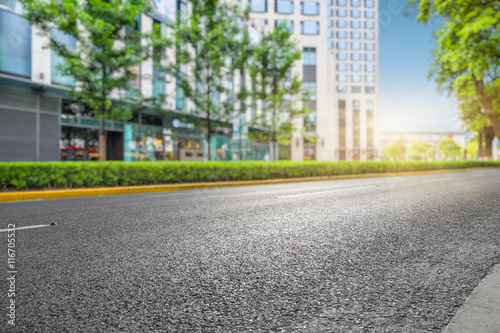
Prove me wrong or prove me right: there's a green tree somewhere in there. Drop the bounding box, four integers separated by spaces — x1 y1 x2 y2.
438 138 463 160
385 138 407 161
226 8 252 161
20 0 170 161
408 141 434 160
465 140 478 160
174 0 241 161
456 85 496 159
248 23 309 161
411 0 500 139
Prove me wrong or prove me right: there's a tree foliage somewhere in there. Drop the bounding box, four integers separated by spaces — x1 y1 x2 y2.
410 0 500 139
408 141 435 160
438 138 463 160
385 138 407 161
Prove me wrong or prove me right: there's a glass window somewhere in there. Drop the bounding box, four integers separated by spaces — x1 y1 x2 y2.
337 63 347 71
352 86 361 93
365 0 374 7
350 20 361 29
351 42 361 50
177 0 187 21
301 21 319 34
337 9 347 17
365 53 375 61
337 85 347 93
328 0 333 5
153 21 167 99
351 53 361 61
301 1 319 15
365 86 375 93
351 0 361 6
337 74 348 82
353 100 360 110
250 0 267 12
327 20 333 27
366 100 374 111
260 19 268 26
327 8 333 16
351 31 361 39
337 52 347 60
337 0 347 5
365 10 375 18
365 75 375 83
303 48 316 65
350 10 360 18
276 0 293 14
365 21 375 29
176 75 186 110
365 32 375 40
365 43 375 50
328 30 333 38
337 42 347 49
276 20 294 32
327 41 333 49
337 20 347 28
303 82 316 100
351 64 361 72
0 10 31 77
351 74 361 82
365 64 376 72
51 29 77 86
337 31 347 38
304 112 316 131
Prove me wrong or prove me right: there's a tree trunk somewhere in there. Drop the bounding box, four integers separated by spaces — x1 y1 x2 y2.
239 67 246 162
473 76 500 139
484 126 495 160
98 117 107 162
239 135 243 161
207 114 211 162
478 132 484 159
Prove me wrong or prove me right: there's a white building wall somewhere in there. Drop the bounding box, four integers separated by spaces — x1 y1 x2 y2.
31 26 51 85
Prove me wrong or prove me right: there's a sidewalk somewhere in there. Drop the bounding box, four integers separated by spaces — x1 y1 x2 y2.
443 263 500 332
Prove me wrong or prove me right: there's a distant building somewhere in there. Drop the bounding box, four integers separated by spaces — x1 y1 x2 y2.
246 0 380 161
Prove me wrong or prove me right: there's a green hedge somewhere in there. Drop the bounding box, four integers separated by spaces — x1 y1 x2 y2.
1 161 499 190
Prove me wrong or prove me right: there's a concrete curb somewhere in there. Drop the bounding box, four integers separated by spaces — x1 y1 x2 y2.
1 167 498 203
443 263 500 333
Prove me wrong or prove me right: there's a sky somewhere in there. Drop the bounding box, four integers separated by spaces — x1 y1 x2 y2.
378 0 462 133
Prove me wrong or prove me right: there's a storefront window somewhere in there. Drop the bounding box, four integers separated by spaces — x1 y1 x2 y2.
60 127 99 161
0 10 31 77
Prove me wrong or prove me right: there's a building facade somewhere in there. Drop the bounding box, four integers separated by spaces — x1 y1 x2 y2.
246 0 380 161
0 0 379 162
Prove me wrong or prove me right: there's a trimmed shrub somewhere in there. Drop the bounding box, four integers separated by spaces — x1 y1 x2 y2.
0 160 499 190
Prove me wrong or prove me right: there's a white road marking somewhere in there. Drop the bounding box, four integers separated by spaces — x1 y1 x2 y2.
0 224 53 233
420 178 450 183
277 185 377 199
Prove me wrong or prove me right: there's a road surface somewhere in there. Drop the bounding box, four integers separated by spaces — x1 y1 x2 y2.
2 169 500 332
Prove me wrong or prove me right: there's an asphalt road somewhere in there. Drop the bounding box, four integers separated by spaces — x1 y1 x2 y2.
2 169 500 332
